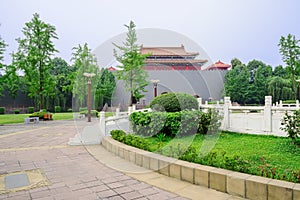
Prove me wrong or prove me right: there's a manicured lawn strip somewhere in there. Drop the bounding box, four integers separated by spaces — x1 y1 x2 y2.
213 132 300 172
0 112 114 125
114 131 300 183
0 113 75 124
0 114 31 124
52 112 77 120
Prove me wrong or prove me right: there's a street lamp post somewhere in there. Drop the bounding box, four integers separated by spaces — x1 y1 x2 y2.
84 72 96 122
151 79 159 98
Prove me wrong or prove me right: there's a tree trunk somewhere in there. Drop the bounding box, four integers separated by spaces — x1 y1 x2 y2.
129 70 133 106
39 65 43 110
292 71 297 101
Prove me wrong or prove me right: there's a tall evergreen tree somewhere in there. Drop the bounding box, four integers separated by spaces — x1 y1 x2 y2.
279 34 300 100
267 76 293 103
95 68 116 109
0 33 7 95
51 57 74 110
13 13 58 109
0 34 6 69
113 21 149 106
273 65 287 78
71 43 100 109
2 64 21 100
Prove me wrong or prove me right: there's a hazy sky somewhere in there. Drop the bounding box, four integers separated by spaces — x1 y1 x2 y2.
0 0 299 67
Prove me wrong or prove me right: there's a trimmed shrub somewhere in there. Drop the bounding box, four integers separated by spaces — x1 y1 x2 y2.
150 92 198 112
283 100 296 104
281 110 300 144
30 111 47 118
0 107 5 114
79 107 87 112
54 106 61 113
67 108 73 112
29 110 52 120
130 109 222 137
110 130 150 151
14 109 20 114
28 107 34 114
110 129 126 142
80 109 99 117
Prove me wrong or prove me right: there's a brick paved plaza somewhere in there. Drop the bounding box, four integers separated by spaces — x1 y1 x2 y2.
0 120 245 200
0 120 187 200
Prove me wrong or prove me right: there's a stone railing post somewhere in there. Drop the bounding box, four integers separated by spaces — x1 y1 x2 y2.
197 98 202 110
132 104 136 111
279 100 283 108
116 107 120 117
296 100 299 108
99 111 106 136
223 97 231 130
264 96 272 133
128 106 132 115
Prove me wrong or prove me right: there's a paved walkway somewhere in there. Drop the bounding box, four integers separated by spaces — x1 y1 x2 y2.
0 119 244 200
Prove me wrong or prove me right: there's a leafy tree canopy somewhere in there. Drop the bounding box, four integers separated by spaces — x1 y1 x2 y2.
12 13 58 109
113 21 149 106
71 43 100 108
279 34 300 100
95 68 116 109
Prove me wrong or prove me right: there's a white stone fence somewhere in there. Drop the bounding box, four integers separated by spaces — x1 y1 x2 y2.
70 95 298 146
99 106 152 137
199 96 300 137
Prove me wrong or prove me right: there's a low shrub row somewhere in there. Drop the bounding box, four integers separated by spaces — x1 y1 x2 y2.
0 107 33 114
29 110 53 120
0 107 5 114
79 109 99 117
110 130 150 151
129 109 222 137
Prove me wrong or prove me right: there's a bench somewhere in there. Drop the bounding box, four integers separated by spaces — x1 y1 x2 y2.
24 117 39 124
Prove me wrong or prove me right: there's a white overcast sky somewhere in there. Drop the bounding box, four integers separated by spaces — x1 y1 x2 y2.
0 0 299 67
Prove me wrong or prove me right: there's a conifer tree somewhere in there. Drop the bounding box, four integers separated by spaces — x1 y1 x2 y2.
113 21 149 106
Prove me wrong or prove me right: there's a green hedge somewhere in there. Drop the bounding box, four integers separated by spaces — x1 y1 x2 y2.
129 109 221 137
14 109 20 114
29 111 49 118
110 130 150 151
28 107 34 114
79 107 87 112
282 100 296 104
54 106 61 113
150 93 198 112
0 107 5 114
80 109 99 117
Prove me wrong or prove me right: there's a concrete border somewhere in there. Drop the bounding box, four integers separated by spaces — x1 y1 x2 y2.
102 136 300 200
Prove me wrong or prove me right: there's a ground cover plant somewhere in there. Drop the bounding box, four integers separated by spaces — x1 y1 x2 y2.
111 130 300 183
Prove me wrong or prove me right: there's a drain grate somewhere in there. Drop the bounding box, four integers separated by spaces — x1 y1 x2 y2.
0 169 49 194
5 173 30 190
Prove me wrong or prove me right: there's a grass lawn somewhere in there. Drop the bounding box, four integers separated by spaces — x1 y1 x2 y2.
113 131 300 183
0 113 32 124
0 112 114 125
